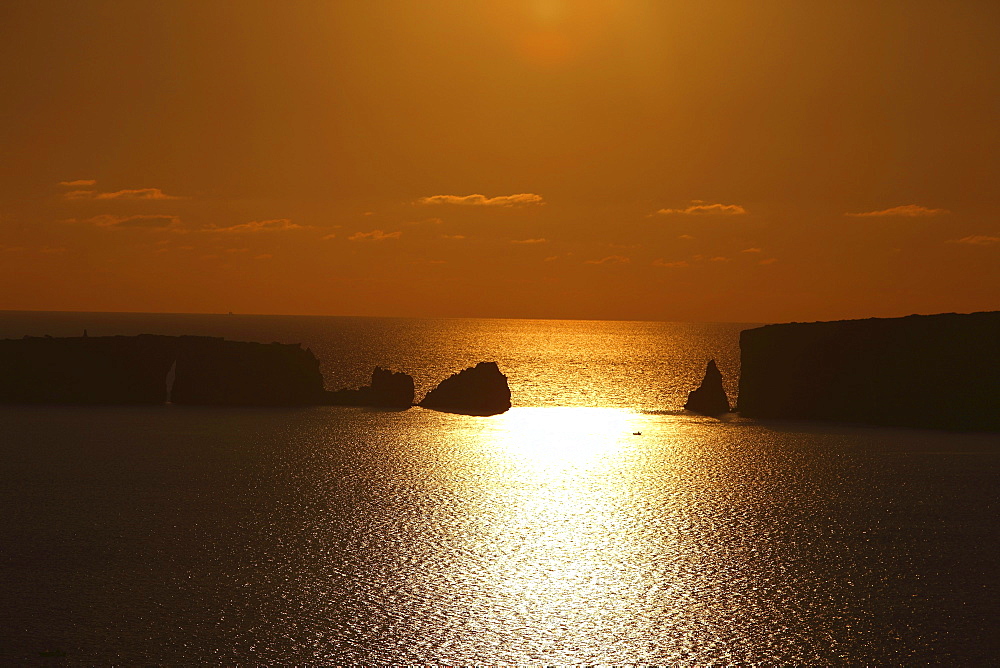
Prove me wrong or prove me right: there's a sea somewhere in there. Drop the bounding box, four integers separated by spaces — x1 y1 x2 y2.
0 311 996 665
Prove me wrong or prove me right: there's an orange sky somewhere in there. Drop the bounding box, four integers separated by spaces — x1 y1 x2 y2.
1 0 997 322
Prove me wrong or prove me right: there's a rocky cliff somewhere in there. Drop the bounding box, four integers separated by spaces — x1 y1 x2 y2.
737 311 1000 431
0 334 326 406
170 336 325 406
0 334 175 404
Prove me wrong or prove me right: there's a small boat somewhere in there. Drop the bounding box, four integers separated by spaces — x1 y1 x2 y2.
632 431 642 436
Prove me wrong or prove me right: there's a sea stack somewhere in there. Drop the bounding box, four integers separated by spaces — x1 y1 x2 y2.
684 359 731 417
419 361 511 415
325 366 415 408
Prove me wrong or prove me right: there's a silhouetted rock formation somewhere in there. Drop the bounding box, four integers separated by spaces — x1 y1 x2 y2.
0 334 175 404
737 311 1000 431
419 361 511 415
0 334 326 406
170 337 325 406
325 366 415 407
684 359 731 416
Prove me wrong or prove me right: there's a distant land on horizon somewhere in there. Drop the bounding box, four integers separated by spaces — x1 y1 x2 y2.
2 307 995 327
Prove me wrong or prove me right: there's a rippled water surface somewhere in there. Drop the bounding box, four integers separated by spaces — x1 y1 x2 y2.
0 313 997 664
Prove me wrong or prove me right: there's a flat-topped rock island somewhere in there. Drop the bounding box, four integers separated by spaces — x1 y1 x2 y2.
737 311 1000 431
0 334 327 406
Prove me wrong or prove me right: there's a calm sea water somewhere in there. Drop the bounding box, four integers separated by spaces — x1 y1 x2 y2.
0 312 996 664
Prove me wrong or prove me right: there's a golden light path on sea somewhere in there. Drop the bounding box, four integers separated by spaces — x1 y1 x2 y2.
422 406 709 660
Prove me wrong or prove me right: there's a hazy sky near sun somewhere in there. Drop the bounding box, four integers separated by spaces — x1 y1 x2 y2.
1 0 998 322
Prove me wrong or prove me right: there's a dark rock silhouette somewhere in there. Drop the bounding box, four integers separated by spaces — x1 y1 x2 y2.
325 366 415 407
0 334 326 406
0 334 176 404
170 337 325 406
419 361 511 415
684 359 731 416
737 311 1000 431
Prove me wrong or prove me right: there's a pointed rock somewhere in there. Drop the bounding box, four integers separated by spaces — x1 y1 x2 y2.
684 359 731 416
419 361 511 415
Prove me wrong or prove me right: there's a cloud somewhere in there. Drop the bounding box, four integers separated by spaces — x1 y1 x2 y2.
64 187 180 200
759 258 778 265
254 254 273 260
321 233 337 240
511 238 547 244
441 234 466 240
678 234 695 240
58 179 97 187
544 255 559 262
741 247 762 253
846 204 949 217
709 256 730 262
224 248 249 254
78 214 180 229
657 201 747 216
210 219 303 233
949 234 1000 245
40 246 67 254
652 258 689 268
585 255 630 265
405 217 444 226
417 193 545 207
348 229 402 242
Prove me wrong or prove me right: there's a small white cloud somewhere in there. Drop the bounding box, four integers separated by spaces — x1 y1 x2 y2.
348 229 402 242
948 234 999 245
846 204 949 217
64 187 180 200
417 193 544 207
75 214 180 229
210 219 303 233
585 255 630 265
657 201 747 216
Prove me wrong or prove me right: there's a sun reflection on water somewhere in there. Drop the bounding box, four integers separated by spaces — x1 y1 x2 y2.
451 407 674 659
486 406 643 472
